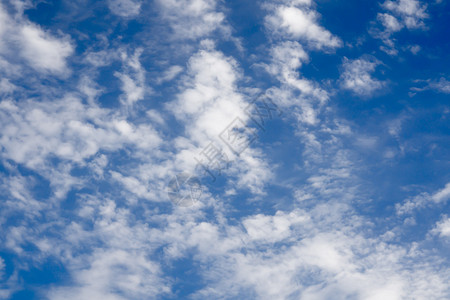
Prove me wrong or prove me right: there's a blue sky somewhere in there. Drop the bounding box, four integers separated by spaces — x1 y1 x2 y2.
0 0 449 299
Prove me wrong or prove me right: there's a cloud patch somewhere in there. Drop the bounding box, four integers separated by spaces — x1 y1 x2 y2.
265 3 342 49
0 4 73 76
340 56 386 97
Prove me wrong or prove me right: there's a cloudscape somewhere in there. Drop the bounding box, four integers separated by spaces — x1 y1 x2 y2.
0 0 449 299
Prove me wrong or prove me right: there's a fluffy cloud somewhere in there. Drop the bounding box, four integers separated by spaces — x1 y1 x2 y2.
114 49 147 105
167 44 273 194
431 216 450 238
146 200 450 299
0 93 162 201
47 249 169 300
1 0 449 298
340 56 386 96
383 0 428 29
372 0 428 55
0 97 160 167
19 24 73 74
265 2 342 49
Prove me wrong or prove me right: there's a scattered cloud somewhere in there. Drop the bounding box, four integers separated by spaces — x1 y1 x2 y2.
383 0 428 29
411 77 450 94
431 216 450 238
265 2 342 49
108 0 142 17
340 56 386 96
0 0 449 298
372 0 429 55
0 4 73 76
396 183 450 215
156 0 226 40
115 48 147 106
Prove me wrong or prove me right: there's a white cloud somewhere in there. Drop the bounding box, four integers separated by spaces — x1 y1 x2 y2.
383 0 428 29
378 12 403 32
108 0 141 17
24 195 173 300
0 94 162 200
19 24 73 74
0 256 15 299
340 56 386 96
411 77 450 94
166 45 274 194
0 78 16 95
372 0 428 55
267 41 328 105
0 257 4 280
0 4 73 76
156 0 226 40
432 183 450 203
115 49 147 106
0 5 7 48
168 47 246 146
84 50 119 67
431 216 450 238
0 97 157 167
396 183 450 215
265 4 342 49
157 65 184 84
408 44 421 54
1 1 449 299
160 201 450 299
47 249 169 300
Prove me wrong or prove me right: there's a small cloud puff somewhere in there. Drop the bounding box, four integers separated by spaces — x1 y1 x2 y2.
340 56 386 97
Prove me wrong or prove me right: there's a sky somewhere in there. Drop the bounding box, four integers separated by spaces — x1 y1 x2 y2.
0 0 449 299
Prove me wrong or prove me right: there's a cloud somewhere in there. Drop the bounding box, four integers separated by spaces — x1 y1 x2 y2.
396 182 450 215
114 49 147 106
1 0 449 298
267 41 328 105
0 96 160 168
0 4 73 76
157 65 184 84
0 257 15 299
0 78 16 95
411 77 450 94
378 12 404 32
156 0 226 40
431 216 450 238
340 56 386 96
383 0 428 29
372 0 428 55
47 249 169 300
432 183 450 203
265 3 342 49
166 44 273 194
153 200 450 299
0 257 4 283
19 24 73 74
108 0 141 17
167 46 246 146
0 93 162 201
